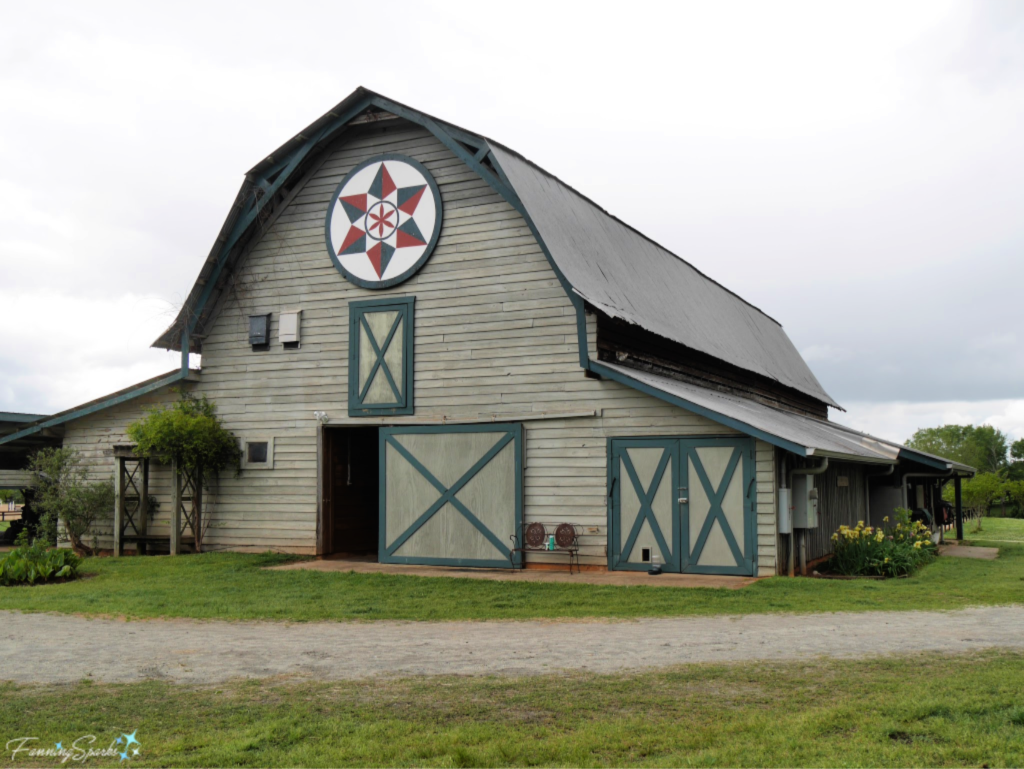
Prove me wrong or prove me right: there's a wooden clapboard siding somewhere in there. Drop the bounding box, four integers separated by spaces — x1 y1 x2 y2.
61 117 780 569
0 469 34 488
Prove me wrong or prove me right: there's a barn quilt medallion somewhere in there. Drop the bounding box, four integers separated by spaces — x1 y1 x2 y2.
325 154 443 289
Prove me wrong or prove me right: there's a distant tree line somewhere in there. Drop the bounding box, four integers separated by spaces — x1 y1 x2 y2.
905 424 1024 517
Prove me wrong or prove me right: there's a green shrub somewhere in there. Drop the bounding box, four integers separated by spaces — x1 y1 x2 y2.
28 446 115 553
0 539 80 586
829 508 936 578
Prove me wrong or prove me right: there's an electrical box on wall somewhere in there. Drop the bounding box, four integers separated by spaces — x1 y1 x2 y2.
280 310 301 345
791 475 819 529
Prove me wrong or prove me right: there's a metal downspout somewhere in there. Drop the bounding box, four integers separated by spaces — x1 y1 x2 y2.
788 457 829 577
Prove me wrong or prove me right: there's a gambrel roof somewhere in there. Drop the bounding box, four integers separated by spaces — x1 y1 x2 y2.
153 87 837 410
0 88 977 471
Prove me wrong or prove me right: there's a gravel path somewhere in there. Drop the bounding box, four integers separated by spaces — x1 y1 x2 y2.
2 606 1022 684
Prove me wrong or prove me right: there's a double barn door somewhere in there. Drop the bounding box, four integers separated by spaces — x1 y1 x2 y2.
610 437 756 575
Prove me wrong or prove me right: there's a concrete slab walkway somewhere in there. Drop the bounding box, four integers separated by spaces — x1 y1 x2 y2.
938 544 1000 561
2 605 1022 684
267 556 757 589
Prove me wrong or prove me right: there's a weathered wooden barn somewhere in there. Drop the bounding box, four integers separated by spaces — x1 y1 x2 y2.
0 88 974 574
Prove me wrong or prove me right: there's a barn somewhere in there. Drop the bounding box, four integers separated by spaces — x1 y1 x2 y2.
0 88 974 575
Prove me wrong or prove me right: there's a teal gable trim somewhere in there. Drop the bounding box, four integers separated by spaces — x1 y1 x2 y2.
0 413 49 423
0 370 188 446
589 360 810 456
348 296 415 417
180 94 377 343
897 448 950 470
482 148 591 370
169 90 596 373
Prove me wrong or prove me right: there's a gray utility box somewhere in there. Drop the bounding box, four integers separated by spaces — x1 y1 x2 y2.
791 474 820 529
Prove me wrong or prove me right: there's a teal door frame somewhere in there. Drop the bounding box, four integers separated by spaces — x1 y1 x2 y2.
607 438 681 572
379 423 523 568
608 436 757 576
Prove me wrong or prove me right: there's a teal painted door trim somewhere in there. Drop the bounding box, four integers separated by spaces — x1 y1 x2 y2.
679 438 756 575
608 436 756 577
348 296 415 417
607 438 681 572
378 423 524 568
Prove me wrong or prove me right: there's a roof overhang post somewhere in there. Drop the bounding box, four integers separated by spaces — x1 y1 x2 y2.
180 328 190 375
954 475 963 541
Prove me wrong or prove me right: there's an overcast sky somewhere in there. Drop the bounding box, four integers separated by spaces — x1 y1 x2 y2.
1 0 1022 444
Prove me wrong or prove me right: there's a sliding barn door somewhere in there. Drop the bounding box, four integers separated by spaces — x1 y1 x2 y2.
380 424 522 567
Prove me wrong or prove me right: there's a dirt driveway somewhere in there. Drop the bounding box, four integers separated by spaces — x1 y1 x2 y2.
1 606 1022 684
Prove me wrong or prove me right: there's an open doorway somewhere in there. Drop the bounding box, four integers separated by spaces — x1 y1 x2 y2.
322 426 379 557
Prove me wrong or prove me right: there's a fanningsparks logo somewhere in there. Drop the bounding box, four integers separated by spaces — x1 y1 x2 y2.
6 731 141 763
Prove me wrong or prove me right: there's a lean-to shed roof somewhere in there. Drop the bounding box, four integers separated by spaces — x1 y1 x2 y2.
594 361 973 473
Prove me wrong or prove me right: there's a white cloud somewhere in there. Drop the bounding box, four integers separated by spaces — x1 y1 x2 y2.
0 0 1021 422
0 292 179 415
841 399 1024 445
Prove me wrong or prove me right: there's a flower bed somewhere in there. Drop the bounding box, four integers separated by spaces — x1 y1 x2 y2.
829 508 936 578
0 541 80 586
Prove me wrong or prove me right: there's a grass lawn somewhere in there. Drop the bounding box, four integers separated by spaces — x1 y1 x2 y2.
2 651 1023 767
967 516 1024 543
0 521 8 532
0 524 1020 621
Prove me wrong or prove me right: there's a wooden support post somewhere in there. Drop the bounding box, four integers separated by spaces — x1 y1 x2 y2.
113 457 125 557
194 468 203 553
170 458 182 556
139 459 149 554
181 328 190 376
955 475 963 541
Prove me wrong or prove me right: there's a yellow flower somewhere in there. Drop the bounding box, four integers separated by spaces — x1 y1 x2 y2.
883 516 890 523
876 532 884 542
857 520 865 528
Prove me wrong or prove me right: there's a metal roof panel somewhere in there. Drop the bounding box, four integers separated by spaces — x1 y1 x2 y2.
490 144 840 409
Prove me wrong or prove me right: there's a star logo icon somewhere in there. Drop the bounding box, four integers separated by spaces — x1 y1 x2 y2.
122 732 140 749
327 155 441 286
55 742 62 750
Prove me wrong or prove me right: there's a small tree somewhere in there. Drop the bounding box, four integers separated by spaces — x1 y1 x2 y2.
960 472 1005 532
126 391 240 550
27 447 114 555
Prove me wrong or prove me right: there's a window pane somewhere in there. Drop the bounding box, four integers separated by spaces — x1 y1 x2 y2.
247 441 268 463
